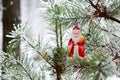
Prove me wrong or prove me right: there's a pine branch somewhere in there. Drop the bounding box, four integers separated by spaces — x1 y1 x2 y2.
88 0 101 12
2 52 33 80
22 37 55 69
105 15 120 23
61 16 89 20
96 0 100 5
100 26 120 38
15 60 33 80
112 53 120 61
59 24 63 49
36 50 55 68
91 21 120 39
55 18 60 49
1 64 19 80
88 0 120 24
111 5 120 15
13 76 18 80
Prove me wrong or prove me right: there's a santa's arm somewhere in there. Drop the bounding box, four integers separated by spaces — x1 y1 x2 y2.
81 38 86 45
77 35 86 46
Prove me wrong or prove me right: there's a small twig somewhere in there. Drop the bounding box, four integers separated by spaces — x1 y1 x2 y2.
13 76 18 80
60 16 89 20
75 68 83 79
15 60 33 80
112 53 120 61
102 53 120 68
36 51 55 68
96 0 100 5
105 15 120 23
88 0 100 12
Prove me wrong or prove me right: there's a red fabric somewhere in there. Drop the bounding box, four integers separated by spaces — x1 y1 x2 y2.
73 26 80 30
78 46 85 57
68 39 74 57
77 39 86 46
68 38 86 58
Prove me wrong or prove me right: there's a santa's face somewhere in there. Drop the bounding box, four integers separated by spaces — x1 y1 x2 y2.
72 30 81 43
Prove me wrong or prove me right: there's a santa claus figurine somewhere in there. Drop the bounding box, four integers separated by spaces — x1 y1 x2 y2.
68 26 86 59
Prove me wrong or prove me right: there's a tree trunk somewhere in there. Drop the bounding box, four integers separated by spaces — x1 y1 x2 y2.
2 0 21 52
56 73 62 80
55 62 62 80
2 0 21 79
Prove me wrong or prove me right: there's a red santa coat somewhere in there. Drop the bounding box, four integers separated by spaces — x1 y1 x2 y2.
68 35 86 58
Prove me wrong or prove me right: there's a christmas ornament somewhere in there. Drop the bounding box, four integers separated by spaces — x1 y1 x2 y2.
67 26 86 59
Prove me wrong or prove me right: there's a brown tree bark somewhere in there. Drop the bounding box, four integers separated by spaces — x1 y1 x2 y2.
2 0 21 79
2 0 21 52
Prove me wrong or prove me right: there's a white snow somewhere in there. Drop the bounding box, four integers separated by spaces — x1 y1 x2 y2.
106 75 120 80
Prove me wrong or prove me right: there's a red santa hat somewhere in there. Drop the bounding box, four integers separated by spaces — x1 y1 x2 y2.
73 26 80 30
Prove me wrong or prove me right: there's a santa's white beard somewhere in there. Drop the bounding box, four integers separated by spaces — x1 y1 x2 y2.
72 36 81 43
